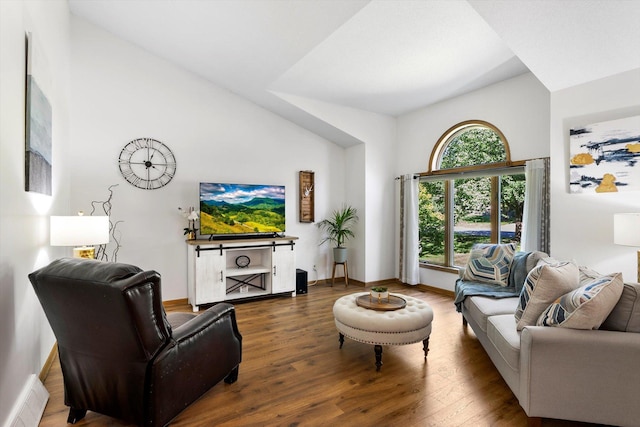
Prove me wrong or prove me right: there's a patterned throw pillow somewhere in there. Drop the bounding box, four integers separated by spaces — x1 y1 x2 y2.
537 273 624 329
462 243 516 287
578 265 604 284
515 260 580 331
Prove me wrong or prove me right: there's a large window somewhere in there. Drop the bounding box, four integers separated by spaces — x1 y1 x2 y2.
419 121 525 268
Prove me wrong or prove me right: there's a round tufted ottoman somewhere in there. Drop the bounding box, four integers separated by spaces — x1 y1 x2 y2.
333 292 434 371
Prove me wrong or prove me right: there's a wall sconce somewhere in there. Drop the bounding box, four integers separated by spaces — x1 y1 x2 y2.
50 213 110 259
614 213 640 282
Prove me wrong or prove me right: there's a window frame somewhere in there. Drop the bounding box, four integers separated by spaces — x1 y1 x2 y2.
418 120 525 271
427 120 512 174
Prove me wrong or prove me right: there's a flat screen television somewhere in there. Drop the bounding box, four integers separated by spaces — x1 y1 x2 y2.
199 182 285 238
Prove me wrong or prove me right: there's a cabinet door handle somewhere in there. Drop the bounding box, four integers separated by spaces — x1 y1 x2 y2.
220 271 223 282
273 265 277 276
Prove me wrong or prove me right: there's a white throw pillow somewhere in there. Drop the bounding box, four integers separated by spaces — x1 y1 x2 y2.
515 260 580 331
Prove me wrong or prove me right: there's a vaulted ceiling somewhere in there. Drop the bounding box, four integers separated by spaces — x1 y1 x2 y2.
69 0 640 146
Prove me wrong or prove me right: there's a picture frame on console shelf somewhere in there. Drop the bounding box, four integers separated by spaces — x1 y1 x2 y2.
25 32 53 195
569 115 640 194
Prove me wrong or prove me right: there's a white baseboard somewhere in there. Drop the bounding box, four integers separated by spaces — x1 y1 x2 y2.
5 374 49 427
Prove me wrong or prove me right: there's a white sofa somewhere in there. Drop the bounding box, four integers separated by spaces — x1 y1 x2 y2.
456 252 640 426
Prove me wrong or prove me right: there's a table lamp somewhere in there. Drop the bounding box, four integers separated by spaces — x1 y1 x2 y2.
50 213 110 259
614 213 640 282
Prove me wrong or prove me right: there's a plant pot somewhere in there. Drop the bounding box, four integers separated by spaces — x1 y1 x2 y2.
333 247 348 264
370 290 389 303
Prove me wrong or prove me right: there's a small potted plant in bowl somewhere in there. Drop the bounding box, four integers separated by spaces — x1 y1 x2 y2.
370 286 389 303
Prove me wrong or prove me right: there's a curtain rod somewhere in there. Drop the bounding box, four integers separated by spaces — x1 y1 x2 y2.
416 156 549 178
394 174 419 180
395 156 549 181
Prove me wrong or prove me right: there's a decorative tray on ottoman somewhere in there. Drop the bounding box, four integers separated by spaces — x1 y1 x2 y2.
356 294 407 311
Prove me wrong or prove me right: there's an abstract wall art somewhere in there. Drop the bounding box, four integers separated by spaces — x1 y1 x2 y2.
25 32 52 195
569 115 640 194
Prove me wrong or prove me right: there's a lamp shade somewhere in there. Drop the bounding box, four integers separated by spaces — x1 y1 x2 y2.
614 213 640 247
50 216 110 247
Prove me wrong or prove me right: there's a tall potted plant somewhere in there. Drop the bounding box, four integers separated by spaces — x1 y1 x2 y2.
317 205 359 263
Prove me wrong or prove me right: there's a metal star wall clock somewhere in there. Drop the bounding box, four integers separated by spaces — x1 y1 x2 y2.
118 138 176 190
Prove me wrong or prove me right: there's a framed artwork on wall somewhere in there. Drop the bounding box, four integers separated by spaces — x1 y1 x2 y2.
569 115 640 194
25 32 53 195
299 171 314 223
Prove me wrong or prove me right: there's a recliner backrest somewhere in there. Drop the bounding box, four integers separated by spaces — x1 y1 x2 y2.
29 257 172 362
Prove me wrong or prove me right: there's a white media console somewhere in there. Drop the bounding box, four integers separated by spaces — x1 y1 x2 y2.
186 236 298 312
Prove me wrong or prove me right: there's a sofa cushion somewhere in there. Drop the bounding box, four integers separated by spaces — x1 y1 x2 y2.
515 261 580 331
463 243 516 286
537 273 624 329
601 281 640 332
487 314 521 371
464 296 519 332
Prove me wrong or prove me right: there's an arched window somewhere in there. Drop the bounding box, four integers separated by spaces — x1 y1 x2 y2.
430 120 510 171
419 121 525 268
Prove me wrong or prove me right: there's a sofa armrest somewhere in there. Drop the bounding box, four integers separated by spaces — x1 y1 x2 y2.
520 326 640 426
149 303 242 426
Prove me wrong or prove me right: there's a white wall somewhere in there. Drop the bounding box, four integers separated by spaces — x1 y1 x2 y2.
272 93 398 283
362 117 397 283
342 144 365 280
396 73 551 291
550 69 640 282
0 0 71 424
70 17 347 299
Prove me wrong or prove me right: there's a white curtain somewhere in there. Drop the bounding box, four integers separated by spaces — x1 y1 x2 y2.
399 174 420 285
521 158 550 253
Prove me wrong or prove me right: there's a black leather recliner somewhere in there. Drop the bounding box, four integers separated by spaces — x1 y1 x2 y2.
29 257 242 426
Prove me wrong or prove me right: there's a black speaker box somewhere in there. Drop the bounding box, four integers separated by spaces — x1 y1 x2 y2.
296 269 308 294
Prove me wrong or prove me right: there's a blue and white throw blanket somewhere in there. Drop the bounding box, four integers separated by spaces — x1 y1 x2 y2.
454 251 531 312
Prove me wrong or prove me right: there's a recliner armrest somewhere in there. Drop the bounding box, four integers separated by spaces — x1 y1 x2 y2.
171 302 239 342
149 303 242 426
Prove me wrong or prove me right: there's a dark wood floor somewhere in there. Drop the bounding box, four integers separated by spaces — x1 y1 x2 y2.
40 282 604 426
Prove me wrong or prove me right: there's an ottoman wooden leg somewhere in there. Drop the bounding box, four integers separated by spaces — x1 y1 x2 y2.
339 333 344 348
374 345 383 371
423 337 430 359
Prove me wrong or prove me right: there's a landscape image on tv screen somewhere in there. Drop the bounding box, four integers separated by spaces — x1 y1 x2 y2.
199 182 285 235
